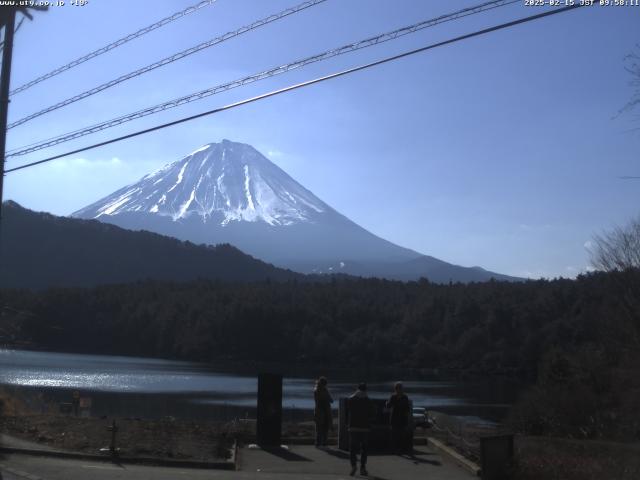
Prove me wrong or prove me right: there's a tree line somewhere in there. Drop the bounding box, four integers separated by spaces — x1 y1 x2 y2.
0 270 636 377
2 212 640 440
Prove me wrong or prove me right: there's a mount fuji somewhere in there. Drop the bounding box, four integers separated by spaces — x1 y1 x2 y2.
73 140 518 282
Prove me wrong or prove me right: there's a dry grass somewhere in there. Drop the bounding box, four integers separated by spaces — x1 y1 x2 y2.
0 414 234 460
514 436 640 480
0 387 234 461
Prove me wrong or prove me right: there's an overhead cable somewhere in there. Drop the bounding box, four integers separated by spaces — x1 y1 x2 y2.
9 0 219 96
5 3 585 174
7 0 327 129
7 0 518 157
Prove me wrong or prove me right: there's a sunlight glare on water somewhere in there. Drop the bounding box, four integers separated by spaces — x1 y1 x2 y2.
0 349 513 414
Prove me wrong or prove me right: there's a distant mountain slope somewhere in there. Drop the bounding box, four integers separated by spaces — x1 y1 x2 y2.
73 140 521 283
331 256 522 283
0 201 300 289
73 140 421 267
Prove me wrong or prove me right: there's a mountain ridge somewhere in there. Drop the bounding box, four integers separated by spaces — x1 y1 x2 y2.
73 140 521 283
0 200 301 289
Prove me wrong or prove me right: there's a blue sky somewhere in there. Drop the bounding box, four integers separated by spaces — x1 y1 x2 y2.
3 0 639 278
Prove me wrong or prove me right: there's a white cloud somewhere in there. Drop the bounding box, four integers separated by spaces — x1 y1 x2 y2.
266 150 283 159
5 155 165 216
518 223 553 232
50 157 123 169
519 269 548 279
583 240 594 250
563 265 598 278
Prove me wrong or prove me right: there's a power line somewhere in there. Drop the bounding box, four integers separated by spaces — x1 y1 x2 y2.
5 3 585 175
9 0 219 96
6 0 519 157
7 0 327 130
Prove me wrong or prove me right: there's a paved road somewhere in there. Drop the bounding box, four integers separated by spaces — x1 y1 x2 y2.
0 444 475 480
0 456 224 480
239 444 474 480
0 436 58 452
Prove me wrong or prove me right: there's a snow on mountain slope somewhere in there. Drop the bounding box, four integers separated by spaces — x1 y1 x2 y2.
75 140 328 226
73 140 520 282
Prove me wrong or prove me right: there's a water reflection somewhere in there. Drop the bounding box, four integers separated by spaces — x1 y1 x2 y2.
0 349 517 421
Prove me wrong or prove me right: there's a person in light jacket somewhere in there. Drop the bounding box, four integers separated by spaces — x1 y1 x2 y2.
313 376 333 447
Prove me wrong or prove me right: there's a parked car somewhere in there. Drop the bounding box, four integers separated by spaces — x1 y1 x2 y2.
412 407 428 428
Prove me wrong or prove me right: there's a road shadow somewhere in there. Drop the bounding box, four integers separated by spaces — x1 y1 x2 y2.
321 447 351 460
260 446 312 462
326 447 441 466
408 448 437 456
402 453 442 466
109 457 126 469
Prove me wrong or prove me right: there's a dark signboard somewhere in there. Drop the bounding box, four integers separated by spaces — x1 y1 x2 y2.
256 373 282 446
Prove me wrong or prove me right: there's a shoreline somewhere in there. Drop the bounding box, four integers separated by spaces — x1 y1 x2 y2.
0 384 510 424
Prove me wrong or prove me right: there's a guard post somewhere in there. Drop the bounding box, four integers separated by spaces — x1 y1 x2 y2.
72 390 80 416
108 420 118 455
100 420 120 456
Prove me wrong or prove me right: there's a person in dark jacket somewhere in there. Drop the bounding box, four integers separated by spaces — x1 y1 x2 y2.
386 381 410 453
347 383 375 476
313 376 333 447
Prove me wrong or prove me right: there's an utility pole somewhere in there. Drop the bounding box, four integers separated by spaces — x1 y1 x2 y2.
0 5 46 221
0 8 16 221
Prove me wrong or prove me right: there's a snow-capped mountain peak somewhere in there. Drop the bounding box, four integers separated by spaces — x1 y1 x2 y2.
74 140 328 226
72 139 521 283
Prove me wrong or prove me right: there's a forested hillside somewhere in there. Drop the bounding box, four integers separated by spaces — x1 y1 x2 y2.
2 269 638 439
0 271 633 373
0 201 300 288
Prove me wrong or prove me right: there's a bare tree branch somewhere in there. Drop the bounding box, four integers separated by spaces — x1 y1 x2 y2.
616 44 640 118
590 215 640 272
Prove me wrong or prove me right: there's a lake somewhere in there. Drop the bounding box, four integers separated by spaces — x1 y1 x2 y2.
0 349 518 423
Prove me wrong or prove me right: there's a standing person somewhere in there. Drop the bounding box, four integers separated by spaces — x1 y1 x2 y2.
313 376 333 447
347 383 374 476
386 382 410 454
